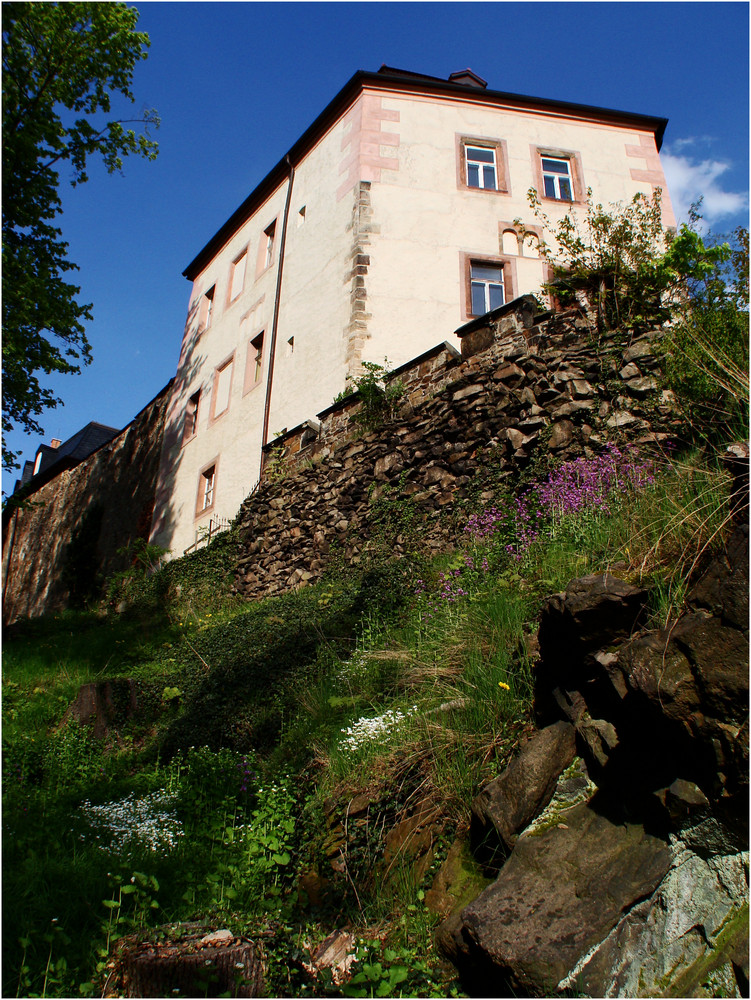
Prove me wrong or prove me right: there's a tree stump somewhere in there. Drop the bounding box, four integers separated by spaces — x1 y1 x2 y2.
110 925 263 998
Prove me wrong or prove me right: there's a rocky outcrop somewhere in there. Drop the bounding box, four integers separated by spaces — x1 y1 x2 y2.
470 721 576 861
234 300 682 600
442 523 749 997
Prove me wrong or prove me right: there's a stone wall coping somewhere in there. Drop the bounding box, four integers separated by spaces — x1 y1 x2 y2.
388 340 462 379
454 294 542 338
262 419 321 453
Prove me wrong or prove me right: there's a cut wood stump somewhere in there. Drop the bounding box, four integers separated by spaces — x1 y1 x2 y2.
109 924 262 998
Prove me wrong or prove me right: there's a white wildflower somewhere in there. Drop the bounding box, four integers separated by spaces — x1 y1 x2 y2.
78 789 184 856
338 705 417 753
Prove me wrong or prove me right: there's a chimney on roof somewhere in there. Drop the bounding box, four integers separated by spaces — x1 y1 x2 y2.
50 439 61 449
448 69 487 89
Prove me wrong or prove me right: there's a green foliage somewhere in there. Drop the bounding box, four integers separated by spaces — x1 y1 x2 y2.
105 537 169 608
345 361 405 432
2 2 159 469
521 187 730 336
661 224 749 442
2 443 737 998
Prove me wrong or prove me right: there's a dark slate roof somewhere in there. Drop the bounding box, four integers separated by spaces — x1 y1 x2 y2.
12 422 120 496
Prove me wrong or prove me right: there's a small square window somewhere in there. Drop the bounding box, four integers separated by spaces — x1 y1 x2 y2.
466 145 497 190
457 136 508 194
470 262 505 315
541 156 573 201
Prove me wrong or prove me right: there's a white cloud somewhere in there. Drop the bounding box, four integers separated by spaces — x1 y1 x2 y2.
662 148 748 229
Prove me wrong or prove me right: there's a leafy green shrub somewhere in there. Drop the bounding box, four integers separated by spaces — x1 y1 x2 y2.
661 224 749 442
521 187 732 337
346 360 405 432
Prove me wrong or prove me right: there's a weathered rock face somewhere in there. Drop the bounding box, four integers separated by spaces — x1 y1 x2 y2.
459 800 672 997
470 721 576 861
444 525 749 998
233 301 681 600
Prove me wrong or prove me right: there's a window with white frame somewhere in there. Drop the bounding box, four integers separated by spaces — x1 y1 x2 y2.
199 286 215 330
200 465 215 511
183 389 200 443
541 157 573 201
465 145 498 190
263 222 276 270
470 262 505 315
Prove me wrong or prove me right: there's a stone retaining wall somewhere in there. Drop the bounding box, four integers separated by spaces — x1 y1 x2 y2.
234 299 682 599
2 384 172 622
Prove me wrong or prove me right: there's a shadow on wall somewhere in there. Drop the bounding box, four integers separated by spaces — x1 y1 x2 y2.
2 379 175 623
148 297 210 559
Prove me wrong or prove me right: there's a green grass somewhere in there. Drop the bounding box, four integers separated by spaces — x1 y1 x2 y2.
2 448 735 997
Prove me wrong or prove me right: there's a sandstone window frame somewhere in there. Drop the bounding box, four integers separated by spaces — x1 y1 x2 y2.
227 247 248 306
498 220 545 258
210 353 235 423
243 329 266 395
531 145 586 205
255 217 279 278
198 285 215 333
182 388 201 446
456 135 510 195
196 458 219 517
460 252 516 320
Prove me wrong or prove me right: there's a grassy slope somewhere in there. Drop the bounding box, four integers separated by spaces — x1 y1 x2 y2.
1 449 734 998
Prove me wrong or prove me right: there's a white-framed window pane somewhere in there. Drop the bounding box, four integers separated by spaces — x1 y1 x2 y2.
489 282 504 310
471 282 486 315
466 145 497 190
542 157 572 200
471 263 505 315
472 263 503 282
542 157 569 174
202 467 215 509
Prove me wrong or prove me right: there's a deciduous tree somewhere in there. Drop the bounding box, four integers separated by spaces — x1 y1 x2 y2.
2 1 159 470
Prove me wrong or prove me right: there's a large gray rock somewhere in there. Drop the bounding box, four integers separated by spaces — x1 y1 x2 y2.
455 800 672 997
470 721 576 860
558 844 749 998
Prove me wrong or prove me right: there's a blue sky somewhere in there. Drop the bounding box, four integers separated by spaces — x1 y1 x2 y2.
5 1 749 490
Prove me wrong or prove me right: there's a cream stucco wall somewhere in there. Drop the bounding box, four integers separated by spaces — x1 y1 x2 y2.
151 104 361 556
151 80 676 558
360 89 675 369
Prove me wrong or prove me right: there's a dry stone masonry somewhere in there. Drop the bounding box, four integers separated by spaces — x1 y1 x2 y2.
234 296 682 599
